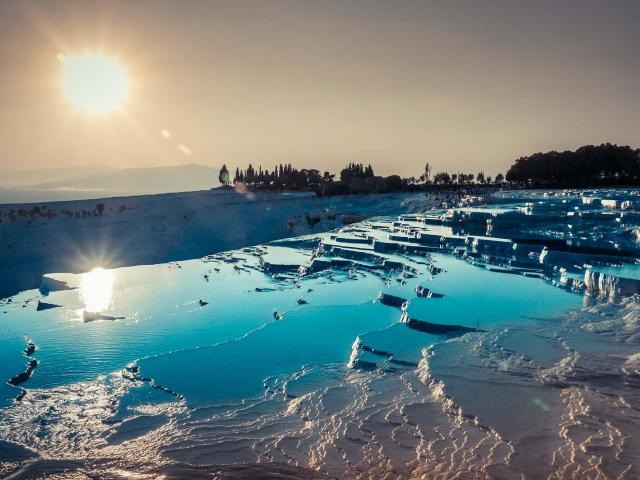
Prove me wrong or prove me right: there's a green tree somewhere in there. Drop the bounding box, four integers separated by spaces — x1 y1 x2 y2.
218 164 231 186
433 172 451 184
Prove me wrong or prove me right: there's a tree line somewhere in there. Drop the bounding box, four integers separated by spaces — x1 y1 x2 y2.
217 161 506 195
506 143 640 187
218 163 329 190
215 142 640 195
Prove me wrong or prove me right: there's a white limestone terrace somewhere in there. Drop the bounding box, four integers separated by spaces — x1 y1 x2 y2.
405 189 640 300
2 199 640 478
0 189 439 299
11 185 640 306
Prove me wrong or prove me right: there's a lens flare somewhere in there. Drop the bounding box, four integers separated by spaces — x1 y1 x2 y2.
178 144 192 155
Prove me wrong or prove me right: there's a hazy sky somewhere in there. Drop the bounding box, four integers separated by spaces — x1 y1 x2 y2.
1 0 639 176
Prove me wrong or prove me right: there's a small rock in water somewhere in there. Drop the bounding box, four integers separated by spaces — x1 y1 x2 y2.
416 285 445 298
199 299 209 306
23 342 36 356
36 300 61 311
376 292 407 308
429 264 443 275
297 298 308 305
8 359 38 386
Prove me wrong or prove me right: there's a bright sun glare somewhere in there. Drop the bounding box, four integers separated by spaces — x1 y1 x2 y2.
80 267 114 313
58 53 129 113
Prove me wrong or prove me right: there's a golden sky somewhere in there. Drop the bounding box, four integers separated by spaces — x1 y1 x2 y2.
1 0 639 176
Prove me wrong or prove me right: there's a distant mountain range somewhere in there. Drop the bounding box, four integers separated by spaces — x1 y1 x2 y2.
0 164 220 204
0 165 119 187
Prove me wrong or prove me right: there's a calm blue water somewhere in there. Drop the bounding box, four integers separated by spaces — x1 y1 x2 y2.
0 244 579 410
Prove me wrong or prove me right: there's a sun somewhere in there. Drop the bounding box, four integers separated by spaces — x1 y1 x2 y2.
58 53 129 113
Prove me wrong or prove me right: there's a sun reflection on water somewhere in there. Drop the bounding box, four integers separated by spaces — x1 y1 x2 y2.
80 267 114 313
